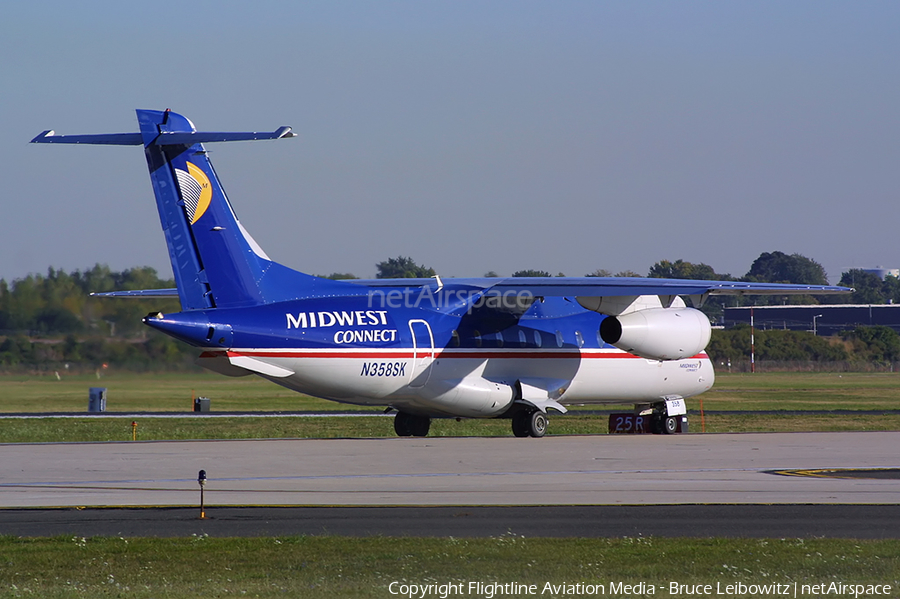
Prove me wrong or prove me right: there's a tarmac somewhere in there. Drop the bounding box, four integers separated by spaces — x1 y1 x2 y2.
1 432 898 507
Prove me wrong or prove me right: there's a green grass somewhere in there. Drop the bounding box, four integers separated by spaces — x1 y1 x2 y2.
0 536 896 598
2 412 900 444
0 373 897 597
3 371 899 414
0 372 355 413
1 371 899 442
698 372 900 411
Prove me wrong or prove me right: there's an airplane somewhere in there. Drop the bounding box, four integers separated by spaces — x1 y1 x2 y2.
32 109 851 438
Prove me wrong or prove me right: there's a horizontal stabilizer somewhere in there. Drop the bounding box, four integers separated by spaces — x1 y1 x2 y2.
31 127 293 146
151 127 295 145
31 131 143 145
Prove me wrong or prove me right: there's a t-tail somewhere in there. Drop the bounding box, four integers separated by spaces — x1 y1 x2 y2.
32 109 354 310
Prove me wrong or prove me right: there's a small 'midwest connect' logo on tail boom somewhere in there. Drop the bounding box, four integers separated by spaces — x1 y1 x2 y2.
175 162 212 224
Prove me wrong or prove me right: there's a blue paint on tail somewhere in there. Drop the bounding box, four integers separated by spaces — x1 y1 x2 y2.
33 109 361 310
136 109 361 310
50 109 362 311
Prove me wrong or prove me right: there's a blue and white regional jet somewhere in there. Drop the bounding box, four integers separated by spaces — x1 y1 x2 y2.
33 109 850 437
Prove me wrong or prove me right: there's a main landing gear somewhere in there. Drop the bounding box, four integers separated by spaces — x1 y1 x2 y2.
393 411 431 437
511 409 547 438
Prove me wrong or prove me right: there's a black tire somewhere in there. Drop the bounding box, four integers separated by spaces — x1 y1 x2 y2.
393 412 413 436
512 411 530 437
528 411 548 438
663 416 678 434
409 415 431 437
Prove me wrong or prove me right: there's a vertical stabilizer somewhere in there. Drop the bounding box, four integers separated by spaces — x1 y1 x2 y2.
138 110 215 310
33 109 359 310
135 109 355 309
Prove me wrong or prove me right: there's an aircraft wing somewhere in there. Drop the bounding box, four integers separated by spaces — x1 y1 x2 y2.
477 276 851 297
91 289 179 298
92 278 850 306
351 276 851 297
350 276 850 315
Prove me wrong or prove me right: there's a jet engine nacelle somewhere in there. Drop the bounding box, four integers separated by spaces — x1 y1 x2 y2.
599 307 712 361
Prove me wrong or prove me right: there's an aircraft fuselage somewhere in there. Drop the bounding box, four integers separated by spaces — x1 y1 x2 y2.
148 291 714 418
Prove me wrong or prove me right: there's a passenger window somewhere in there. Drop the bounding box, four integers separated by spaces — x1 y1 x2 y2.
575 330 584 348
533 330 542 348
473 330 482 348
518 330 527 347
451 330 460 348
555 330 564 347
495 332 504 347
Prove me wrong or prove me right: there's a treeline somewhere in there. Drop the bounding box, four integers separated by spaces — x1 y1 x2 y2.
2 251 898 371
707 326 900 367
0 264 181 337
0 265 193 371
0 334 196 372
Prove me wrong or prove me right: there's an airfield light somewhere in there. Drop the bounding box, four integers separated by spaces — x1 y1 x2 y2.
198 470 207 519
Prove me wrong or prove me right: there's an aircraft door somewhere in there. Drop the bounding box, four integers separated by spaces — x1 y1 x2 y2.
408 319 435 388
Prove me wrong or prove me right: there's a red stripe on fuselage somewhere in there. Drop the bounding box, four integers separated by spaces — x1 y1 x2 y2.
208 349 709 361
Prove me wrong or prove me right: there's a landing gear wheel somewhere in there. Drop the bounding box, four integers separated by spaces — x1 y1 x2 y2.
528 411 547 438
512 411 530 437
409 415 431 437
394 412 431 437
394 412 413 436
663 416 678 435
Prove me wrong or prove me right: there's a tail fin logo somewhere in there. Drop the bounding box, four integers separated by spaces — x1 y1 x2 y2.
175 162 213 224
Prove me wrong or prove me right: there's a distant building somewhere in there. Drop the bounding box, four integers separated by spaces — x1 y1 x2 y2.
724 304 900 336
861 267 899 279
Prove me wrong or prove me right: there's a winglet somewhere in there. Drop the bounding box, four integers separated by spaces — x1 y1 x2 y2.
30 130 54 142
274 126 295 139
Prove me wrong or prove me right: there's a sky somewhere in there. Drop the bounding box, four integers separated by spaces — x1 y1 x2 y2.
2 1 898 284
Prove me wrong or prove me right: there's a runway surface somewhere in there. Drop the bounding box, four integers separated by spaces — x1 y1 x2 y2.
4 505 900 538
1 432 899 508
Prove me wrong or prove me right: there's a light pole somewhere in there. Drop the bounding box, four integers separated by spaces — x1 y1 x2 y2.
198 470 207 519
813 314 824 336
